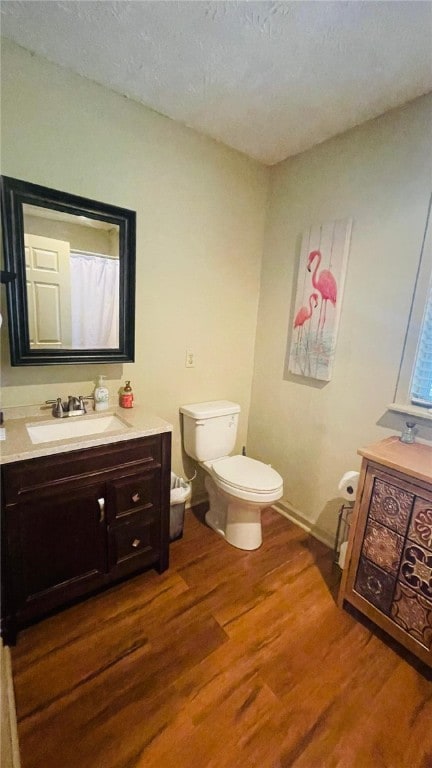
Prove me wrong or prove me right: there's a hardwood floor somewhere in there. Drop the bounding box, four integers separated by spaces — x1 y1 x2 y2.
11 507 432 768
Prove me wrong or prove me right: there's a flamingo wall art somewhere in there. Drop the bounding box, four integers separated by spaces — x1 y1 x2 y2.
288 218 352 381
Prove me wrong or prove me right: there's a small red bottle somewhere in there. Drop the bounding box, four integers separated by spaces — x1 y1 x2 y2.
119 380 134 408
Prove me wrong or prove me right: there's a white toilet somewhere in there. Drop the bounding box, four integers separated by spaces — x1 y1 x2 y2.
180 400 283 550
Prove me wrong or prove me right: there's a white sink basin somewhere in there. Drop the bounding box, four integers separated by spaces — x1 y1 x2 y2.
26 414 130 445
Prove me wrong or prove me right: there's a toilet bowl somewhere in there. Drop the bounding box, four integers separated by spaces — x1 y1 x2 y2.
202 455 283 550
179 401 283 550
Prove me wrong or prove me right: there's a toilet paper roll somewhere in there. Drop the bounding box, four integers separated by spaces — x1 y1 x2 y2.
338 541 348 569
338 470 360 501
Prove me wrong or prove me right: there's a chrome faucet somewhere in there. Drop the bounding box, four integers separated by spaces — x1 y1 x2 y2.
46 397 64 418
67 395 80 412
46 394 93 418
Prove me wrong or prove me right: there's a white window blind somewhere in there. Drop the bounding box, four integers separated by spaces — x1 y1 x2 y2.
393 193 432 413
411 277 432 406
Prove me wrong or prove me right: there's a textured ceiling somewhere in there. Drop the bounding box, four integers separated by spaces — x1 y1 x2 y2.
1 0 432 165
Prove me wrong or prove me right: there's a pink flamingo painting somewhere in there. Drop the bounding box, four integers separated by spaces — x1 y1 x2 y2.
288 218 352 381
307 249 337 332
293 292 319 372
293 292 319 331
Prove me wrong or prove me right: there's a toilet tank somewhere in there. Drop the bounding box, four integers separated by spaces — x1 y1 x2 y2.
180 400 240 461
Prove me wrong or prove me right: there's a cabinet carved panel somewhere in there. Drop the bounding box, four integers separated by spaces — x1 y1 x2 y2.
368 478 413 535
400 543 432 600
391 583 432 650
354 557 395 614
408 500 432 550
361 519 404 575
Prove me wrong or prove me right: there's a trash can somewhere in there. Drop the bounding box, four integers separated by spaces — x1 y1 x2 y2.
170 472 191 542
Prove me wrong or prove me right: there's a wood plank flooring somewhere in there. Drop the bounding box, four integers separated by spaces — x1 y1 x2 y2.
11 507 432 768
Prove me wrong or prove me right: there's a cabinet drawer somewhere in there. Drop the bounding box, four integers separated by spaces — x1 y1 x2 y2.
110 512 159 566
391 582 432 651
362 519 404 575
354 556 396 615
369 477 414 535
108 469 160 520
407 498 432 551
399 541 432 601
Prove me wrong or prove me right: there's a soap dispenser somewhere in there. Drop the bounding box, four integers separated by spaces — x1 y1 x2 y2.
94 375 109 412
119 381 134 409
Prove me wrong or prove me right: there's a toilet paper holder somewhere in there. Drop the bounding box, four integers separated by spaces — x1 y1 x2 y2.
334 469 360 566
334 502 354 566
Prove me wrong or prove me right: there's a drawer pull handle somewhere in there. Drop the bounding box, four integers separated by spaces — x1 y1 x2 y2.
97 497 105 523
132 538 141 548
131 492 141 503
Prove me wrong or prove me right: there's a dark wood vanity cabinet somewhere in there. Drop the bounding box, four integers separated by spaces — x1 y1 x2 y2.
339 437 432 669
1 432 171 643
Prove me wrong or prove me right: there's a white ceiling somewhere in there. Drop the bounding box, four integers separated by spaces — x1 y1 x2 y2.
1 0 432 165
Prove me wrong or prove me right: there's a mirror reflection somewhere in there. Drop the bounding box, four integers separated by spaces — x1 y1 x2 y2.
1 175 135 366
23 204 120 350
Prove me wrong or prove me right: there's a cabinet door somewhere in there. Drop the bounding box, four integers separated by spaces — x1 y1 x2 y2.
11 483 108 622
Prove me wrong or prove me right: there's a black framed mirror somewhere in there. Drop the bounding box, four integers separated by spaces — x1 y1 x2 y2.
1 176 136 365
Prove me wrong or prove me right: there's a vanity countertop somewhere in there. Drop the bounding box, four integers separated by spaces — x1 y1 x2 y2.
0 405 172 465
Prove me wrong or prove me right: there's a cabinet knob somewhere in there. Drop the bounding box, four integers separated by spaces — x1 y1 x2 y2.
132 538 141 548
131 492 140 503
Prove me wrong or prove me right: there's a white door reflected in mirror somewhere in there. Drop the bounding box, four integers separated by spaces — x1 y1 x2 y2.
23 203 120 350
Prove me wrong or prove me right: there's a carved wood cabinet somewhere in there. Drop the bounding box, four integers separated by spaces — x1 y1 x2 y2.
339 437 432 668
1 432 171 643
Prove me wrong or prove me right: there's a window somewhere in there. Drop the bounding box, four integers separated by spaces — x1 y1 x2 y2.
392 193 432 417
411 275 432 406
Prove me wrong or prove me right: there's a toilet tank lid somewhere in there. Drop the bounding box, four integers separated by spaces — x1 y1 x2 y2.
180 400 240 419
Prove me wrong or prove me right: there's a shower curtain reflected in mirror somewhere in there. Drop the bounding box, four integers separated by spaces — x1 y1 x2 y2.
70 251 119 349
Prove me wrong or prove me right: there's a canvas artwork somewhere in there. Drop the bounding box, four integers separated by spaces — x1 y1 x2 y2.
288 218 352 381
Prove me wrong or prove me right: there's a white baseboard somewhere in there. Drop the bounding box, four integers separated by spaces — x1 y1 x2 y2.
273 501 335 550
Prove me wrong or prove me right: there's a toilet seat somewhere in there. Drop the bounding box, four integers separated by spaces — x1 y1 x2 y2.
206 455 283 503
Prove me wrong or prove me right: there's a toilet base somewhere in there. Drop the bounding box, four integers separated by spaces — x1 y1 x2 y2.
205 476 263 551
205 508 226 540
